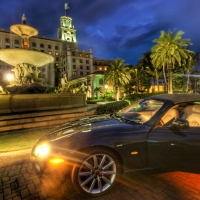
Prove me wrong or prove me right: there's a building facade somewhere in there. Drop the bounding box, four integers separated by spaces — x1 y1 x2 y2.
0 14 111 97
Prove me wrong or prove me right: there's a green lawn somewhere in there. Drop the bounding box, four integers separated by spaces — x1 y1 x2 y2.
0 127 53 152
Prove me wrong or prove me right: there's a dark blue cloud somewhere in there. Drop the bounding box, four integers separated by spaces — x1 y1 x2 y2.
1 0 200 65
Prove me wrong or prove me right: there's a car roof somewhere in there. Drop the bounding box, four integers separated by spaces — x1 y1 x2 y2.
146 94 200 104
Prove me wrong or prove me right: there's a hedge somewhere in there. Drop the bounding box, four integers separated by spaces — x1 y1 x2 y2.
95 100 130 115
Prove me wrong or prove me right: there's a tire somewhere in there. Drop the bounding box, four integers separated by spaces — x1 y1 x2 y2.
71 148 121 197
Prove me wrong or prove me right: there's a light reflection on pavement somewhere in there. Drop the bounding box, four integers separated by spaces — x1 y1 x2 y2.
0 152 200 200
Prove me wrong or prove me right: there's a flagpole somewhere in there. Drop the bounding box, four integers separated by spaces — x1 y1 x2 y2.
64 3 70 16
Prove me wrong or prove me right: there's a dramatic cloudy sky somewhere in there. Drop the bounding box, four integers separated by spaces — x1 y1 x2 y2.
1 0 200 66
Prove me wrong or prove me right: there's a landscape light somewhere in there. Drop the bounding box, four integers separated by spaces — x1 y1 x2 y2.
6 73 14 81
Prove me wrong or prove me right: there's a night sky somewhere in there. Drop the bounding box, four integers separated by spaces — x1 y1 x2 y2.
1 0 200 66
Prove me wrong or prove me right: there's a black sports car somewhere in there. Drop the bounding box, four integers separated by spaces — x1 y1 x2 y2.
31 94 200 197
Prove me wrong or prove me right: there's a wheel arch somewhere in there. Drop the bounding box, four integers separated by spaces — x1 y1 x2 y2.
77 145 124 173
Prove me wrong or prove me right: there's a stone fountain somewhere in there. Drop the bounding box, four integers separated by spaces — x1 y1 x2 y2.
0 14 54 93
0 15 86 114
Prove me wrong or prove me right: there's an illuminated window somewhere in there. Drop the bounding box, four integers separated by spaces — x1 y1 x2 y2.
79 53 82 57
56 63 59 67
104 67 107 70
55 52 59 56
99 67 102 70
86 54 89 58
48 51 52 55
72 71 77 75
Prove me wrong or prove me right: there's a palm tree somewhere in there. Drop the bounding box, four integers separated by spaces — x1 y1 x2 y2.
139 52 163 92
151 30 194 94
130 64 149 93
183 53 200 93
145 66 163 92
172 66 187 92
104 58 131 101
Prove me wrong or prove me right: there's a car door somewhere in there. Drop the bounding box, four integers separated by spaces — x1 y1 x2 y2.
147 124 200 173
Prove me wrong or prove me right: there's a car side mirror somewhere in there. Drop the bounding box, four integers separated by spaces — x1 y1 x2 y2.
168 118 189 129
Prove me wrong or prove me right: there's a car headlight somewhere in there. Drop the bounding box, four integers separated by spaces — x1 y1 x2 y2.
34 143 49 157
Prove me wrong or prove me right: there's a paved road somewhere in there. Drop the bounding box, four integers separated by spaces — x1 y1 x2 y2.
0 151 200 200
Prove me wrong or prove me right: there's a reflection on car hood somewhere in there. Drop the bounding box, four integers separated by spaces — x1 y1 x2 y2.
40 115 133 142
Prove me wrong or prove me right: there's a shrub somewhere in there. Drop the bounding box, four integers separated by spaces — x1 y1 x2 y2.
123 92 167 102
95 100 130 115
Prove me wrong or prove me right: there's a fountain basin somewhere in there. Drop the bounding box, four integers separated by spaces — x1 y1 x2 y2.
0 49 54 67
10 24 38 38
0 93 86 114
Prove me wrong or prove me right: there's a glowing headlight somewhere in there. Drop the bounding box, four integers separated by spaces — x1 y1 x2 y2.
34 144 49 157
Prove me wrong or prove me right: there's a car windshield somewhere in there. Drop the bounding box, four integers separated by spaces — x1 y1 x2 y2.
118 99 164 124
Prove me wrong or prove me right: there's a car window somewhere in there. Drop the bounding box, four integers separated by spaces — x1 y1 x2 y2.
130 100 164 112
119 99 164 124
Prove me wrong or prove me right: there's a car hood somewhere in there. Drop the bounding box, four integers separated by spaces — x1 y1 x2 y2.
39 115 138 142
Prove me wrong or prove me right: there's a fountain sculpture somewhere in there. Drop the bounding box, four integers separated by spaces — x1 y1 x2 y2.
0 14 54 93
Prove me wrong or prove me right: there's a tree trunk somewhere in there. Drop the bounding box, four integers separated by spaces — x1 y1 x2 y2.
136 79 139 94
168 64 173 94
116 86 119 101
156 77 159 92
186 70 190 93
162 65 167 92
153 77 156 93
